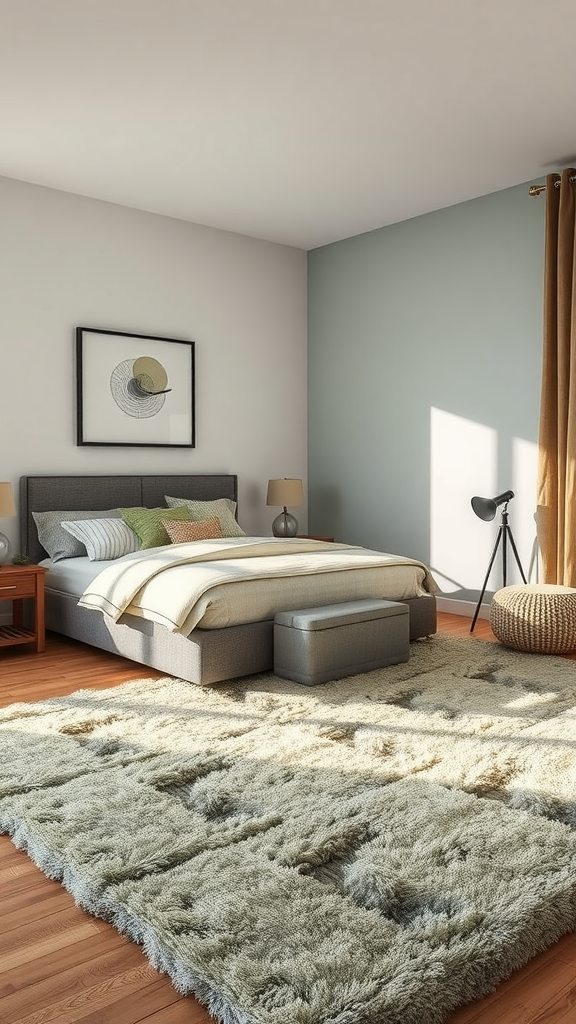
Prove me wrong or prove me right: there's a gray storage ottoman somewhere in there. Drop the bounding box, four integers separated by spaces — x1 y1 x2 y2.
274 598 409 686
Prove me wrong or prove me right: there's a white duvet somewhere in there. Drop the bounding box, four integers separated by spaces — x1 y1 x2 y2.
77 536 438 635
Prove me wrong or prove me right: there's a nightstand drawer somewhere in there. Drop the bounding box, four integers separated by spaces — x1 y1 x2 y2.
0 575 36 599
0 564 47 654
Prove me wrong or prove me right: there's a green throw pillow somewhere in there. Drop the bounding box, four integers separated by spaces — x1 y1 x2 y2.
117 506 192 549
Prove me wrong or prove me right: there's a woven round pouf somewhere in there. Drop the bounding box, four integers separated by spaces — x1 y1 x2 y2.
490 583 576 654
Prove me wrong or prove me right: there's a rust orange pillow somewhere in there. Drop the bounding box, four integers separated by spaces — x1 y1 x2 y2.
162 517 223 544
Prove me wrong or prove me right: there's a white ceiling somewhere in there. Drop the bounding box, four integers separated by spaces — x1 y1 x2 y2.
1 0 575 250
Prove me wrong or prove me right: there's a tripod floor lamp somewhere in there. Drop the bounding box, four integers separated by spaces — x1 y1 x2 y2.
470 489 526 633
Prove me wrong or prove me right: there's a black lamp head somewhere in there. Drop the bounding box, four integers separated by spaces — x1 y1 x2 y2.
471 490 514 522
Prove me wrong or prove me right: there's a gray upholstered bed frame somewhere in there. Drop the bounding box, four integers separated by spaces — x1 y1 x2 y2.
20 474 437 686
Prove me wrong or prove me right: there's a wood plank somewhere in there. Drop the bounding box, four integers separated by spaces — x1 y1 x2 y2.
555 931 576 968
0 928 132 1000
460 957 576 1024
446 939 574 1024
531 999 576 1024
3 912 102 971
2 885 82 927
68 977 213 1024
1 947 153 1024
2 868 67 902
2 889 81 933
0 858 45 882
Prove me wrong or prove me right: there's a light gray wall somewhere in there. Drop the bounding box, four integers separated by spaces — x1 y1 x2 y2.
0 175 308 555
307 181 546 607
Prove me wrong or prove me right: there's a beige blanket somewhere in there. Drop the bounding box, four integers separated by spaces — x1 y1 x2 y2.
78 537 438 634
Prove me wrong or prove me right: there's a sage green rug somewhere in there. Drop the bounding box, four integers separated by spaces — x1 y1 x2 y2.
1 635 575 1024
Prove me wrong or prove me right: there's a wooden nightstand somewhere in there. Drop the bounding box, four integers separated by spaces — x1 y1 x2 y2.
0 564 47 653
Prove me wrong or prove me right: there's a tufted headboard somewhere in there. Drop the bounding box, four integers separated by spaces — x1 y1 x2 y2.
19 474 238 564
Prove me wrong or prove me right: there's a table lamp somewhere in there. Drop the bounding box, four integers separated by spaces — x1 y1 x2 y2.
266 478 304 537
0 482 16 566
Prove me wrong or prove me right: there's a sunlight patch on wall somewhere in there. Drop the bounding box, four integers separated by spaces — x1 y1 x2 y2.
430 408 498 593
430 408 538 594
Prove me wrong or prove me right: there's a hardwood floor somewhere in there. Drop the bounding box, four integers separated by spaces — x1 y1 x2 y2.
1 614 575 1024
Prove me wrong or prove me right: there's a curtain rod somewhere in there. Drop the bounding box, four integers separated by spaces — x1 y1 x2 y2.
529 174 576 196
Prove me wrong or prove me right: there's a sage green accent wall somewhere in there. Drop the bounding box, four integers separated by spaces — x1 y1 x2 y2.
308 182 545 603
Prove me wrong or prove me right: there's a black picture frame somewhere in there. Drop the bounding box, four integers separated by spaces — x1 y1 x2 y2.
76 327 195 448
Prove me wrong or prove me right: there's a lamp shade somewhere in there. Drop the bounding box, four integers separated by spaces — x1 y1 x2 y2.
266 478 304 508
471 490 514 522
0 482 16 518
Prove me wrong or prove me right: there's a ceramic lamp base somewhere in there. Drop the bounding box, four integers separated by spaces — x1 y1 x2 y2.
272 510 298 538
0 532 10 566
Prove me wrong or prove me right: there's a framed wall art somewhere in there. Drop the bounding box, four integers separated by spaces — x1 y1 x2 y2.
76 327 195 448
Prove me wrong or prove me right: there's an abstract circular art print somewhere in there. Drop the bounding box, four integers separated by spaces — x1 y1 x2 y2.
110 357 171 418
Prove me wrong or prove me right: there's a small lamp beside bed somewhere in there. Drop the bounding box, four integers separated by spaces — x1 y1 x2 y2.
0 482 16 565
266 478 304 538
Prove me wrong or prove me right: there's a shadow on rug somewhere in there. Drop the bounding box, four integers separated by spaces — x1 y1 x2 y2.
1 634 575 1024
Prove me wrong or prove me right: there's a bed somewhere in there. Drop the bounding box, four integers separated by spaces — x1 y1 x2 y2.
20 474 437 685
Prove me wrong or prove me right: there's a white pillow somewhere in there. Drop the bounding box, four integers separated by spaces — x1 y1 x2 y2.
164 495 245 538
60 519 140 561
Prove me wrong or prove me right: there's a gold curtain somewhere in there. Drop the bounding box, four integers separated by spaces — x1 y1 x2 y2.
536 167 576 585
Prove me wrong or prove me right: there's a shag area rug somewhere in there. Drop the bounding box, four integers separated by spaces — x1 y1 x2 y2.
1 635 576 1024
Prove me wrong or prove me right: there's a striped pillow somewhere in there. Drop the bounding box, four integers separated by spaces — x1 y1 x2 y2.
162 517 223 544
60 519 139 561
32 509 122 561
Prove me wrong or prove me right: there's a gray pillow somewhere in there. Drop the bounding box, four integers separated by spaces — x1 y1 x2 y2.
32 509 122 561
164 495 245 538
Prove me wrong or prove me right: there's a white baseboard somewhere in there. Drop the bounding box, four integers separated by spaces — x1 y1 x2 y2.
436 595 491 621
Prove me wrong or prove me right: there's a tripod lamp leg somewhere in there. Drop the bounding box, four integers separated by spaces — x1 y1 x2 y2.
470 528 503 633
